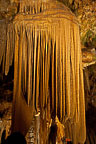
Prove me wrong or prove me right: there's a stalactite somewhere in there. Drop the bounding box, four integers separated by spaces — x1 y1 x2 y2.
59 25 63 121
74 25 80 122
18 25 23 97
5 25 10 75
44 33 48 118
0 0 86 143
55 27 58 116
42 32 45 108
27 27 32 106
65 20 71 117
45 34 51 120
2 49 6 74
22 31 25 95
33 27 37 112
40 31 43 109
47 37 51 96
13 25 19 96
61 26 66 121
35 31 40 111
9 25 12 66
70 25 76 118
51 26 55 112
22 27 27 95
0 22 6 67
10 25 15 67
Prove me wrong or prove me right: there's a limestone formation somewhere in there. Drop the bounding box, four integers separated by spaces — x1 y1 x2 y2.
0 0 86 143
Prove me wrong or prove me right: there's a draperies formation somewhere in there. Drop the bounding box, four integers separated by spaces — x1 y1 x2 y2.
0 0 86 143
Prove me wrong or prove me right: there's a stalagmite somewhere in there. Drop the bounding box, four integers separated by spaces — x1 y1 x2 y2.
0 0 86 143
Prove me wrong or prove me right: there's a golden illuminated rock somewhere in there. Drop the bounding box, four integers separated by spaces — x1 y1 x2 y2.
0 0 86 143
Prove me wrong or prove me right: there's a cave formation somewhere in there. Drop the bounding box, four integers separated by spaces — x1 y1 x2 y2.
0 0 86 143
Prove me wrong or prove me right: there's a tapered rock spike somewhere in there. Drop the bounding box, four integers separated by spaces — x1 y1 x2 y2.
33 27 37 111
27 28 32 106
55 26 58 115
62 26 65 120
24 29 27 94
74 26 80 122
59 26 63 121
51 26 55 112
70 26 76 118
36 32 40 111
5 26 10 75
18 25 23 96
65 20 71 117
42 32 46 108
46 38 51 119
10 25 15 67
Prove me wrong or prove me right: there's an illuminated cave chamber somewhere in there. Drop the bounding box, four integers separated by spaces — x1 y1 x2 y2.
0 0 86 143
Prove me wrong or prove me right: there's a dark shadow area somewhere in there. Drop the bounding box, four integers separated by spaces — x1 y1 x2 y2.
2 132 26 144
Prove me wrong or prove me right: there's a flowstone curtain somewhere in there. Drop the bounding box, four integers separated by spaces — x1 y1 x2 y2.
0 0 86 143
